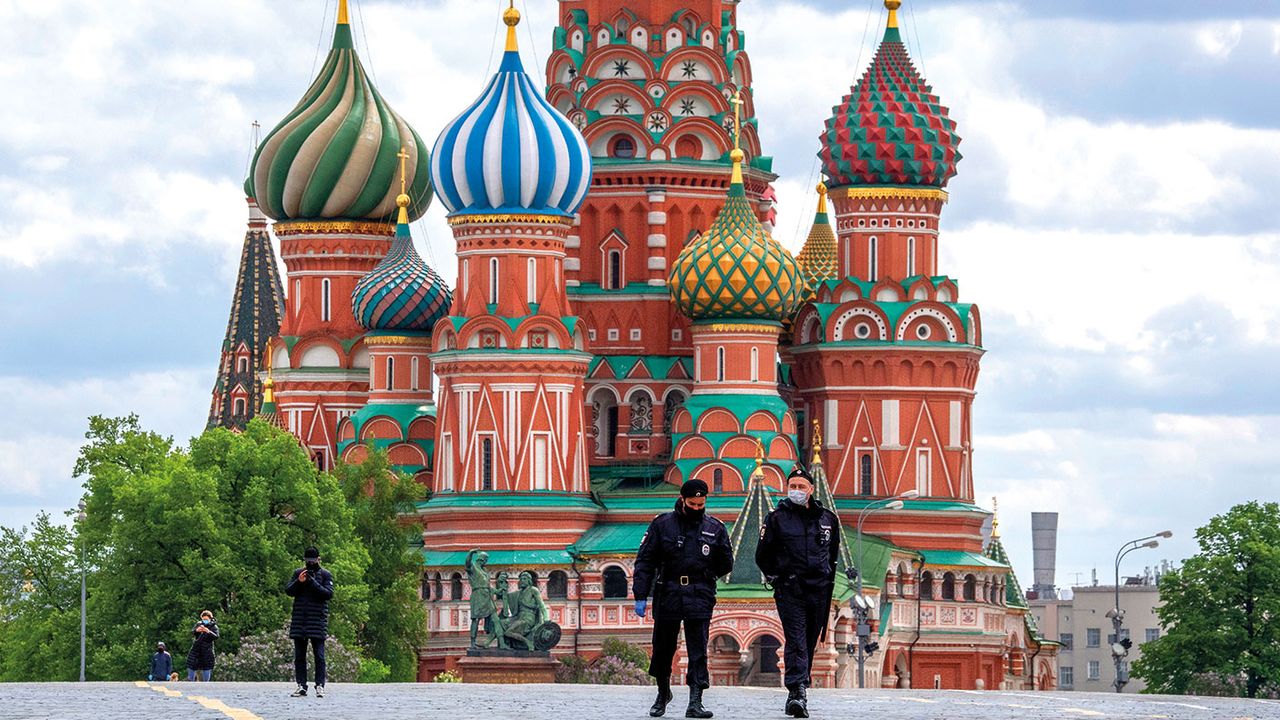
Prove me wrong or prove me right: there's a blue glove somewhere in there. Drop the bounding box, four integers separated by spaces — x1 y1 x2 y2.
634 599 647 618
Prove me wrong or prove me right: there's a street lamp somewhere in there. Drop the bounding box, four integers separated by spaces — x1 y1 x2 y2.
1110 531 1171 692
850 490 918 688
76 499 87 683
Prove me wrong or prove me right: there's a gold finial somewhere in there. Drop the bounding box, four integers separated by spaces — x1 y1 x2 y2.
751 438 765 480
885 0 901 30
396 146 411 224
503 0 521 53
263 343 276 404
991 496 1000 539
816 182 828 215
337 0 350 26
728 90 746 185
810 419 823 467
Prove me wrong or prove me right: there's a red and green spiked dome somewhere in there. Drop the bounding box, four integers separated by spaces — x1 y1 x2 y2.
247 1 431 223
669 150 805 323
352 194 452 332
819 0 961 189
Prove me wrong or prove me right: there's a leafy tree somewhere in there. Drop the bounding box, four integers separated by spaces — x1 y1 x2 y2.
1133 501 1280 698
0 514 82 680
336 449 429 681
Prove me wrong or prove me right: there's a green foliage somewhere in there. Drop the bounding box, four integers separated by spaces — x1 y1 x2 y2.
433 669 461 683
557 637 651 685
601 636 650 670
218 626 360 682
0 415 426 681
358 657 391 683
336 450 429 682
1132 501 1280 698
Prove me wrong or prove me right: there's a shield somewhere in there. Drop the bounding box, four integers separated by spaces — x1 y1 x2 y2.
532 621 563 652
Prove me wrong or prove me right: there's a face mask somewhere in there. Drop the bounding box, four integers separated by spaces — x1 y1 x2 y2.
306 560 320 570
788 489 810 505
682 503 705 522
201 619 211 625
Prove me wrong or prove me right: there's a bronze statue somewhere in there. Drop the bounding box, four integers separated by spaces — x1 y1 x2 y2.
501 571 548 651
465 550 505 649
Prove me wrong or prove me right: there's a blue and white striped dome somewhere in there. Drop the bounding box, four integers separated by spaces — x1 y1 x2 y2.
430 9 592 219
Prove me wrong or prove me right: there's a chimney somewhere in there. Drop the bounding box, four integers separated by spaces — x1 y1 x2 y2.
1030 511 1059 600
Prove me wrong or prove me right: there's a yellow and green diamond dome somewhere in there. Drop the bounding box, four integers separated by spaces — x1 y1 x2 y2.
669 150 805 322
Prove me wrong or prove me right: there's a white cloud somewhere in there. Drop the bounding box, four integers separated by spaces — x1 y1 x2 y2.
1196 21 1244 58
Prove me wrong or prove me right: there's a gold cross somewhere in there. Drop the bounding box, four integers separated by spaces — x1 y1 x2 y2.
729 90 744 151
397 147 410 196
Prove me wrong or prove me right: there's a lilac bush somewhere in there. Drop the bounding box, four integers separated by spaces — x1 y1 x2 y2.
219 627 360 682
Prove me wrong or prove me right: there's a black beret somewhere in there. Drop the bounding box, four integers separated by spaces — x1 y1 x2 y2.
681 479 709 498
788 465 814 484
304 546 321 560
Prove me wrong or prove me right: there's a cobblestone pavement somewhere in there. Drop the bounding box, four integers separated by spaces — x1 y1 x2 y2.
1 682 1278 720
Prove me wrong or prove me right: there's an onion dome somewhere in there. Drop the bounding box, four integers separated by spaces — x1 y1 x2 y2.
819 0 961 188
352 181 452 332
430 4 591 219
669 149 805 322
248 0 432 223
795 182 838 296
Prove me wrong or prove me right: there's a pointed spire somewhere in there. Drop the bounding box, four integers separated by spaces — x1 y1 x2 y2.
810 419 823 468
884 0 903 41
503 0 521 54
337 0 350 26
728 89 746 189
815 181 828 219
727 439 776 585
332 0 354 50
396 146 412 226
991 496 1001 539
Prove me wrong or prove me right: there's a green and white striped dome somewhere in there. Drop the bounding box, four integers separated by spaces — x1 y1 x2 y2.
247 5 431 223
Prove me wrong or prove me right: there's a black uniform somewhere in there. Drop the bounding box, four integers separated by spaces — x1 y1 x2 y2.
633 502 733 689
286 561 334 689
756 498 841 688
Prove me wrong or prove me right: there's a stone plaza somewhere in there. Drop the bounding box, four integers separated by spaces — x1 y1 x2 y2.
1 682 1277 720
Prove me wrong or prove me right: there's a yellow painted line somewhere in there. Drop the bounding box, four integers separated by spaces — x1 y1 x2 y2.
133 680 150 688
187 694 264 720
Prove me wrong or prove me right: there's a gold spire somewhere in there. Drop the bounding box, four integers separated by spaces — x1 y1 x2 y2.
503 0 521 53
810 419 823 467
396 147 411 224
991 496 1001 539
816 182 828 215
337 0 350 26
729 89 745 185
752 437 765 479
263 343 276 405
885 0 901 29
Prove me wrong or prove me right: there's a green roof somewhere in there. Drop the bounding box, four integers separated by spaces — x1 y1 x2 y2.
587 355 693 382
415 492 602 512
571 523 648 556
846 530 912 591
422 549 572 569
833 498 988 514
920 550 1008 570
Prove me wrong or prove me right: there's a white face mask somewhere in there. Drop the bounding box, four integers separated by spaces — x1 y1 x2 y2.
787 489 810 505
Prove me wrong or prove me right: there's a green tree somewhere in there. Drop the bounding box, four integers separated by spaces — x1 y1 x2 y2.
0 514 82 680
1133 501 1280 698
336 449 429 681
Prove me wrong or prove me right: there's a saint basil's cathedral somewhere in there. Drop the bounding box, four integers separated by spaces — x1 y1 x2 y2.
207 0 1058 690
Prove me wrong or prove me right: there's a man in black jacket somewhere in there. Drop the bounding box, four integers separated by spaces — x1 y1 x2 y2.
633 479 733 719
286 546 334 698
756 466 840 718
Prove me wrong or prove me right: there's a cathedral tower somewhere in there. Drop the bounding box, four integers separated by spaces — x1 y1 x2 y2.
247 0 432 468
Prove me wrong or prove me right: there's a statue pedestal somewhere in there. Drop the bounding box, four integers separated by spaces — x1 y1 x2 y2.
458 649 558 684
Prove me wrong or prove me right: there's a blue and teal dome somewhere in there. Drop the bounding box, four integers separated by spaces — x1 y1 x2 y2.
352 197 452 332
430 6 591 219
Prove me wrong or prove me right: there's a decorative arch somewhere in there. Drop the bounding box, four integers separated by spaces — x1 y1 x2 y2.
830 303 891 342
695 408 740 434
895 304 962 343
672 434 715 460
661 117 730 161
660 46 729 84
582 45 655 81
743 411 781 433
584 116 652 159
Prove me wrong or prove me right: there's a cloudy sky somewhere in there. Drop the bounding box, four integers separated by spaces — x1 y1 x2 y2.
2 0 1278 591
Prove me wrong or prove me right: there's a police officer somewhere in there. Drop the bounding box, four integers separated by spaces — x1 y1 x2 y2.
756 466 840 718
633 479 733 718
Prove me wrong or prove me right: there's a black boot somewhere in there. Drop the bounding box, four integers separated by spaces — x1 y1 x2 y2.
650 677 674 717
685 686 713 718
784 685 799 715
785 684 808 719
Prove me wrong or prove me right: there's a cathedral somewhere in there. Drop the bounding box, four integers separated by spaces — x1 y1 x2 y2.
208 0 1058 690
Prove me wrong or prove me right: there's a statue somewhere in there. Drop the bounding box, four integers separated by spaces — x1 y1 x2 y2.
465 550 506 649
502 571 561 652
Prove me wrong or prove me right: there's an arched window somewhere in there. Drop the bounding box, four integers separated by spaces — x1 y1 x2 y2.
713 468 724 494
859 454 873 495
294 279 302 316
411 357 420 391
527 257 538 303
628 391 653 434
610 135 637 159
716 347 725 382
489 258 499 305
547 570 569 599
750 347 759 382
233 398 246 416
607 250 623 290
433 573 443 601
868 237 878 281
237 356 249 373
386 356 395 391
919 571 933 599
662 392 686 438
896 569 905 597
602 566 628 599
420 574 431 601
450 572 464 601
321 278 332 321
963 574 976 602
462 258 470 297
907 237 917 277
942 572 956 601
481 438 494 491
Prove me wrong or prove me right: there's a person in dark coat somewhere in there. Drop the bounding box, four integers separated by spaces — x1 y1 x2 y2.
185 610 219 681
756 466 841 718
148 641 172 682
286 546 334 698
633 479 733 719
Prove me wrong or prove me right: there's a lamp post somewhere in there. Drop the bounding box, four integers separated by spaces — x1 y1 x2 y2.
1110 531 1171 692
850 490 919 688
76 499 87 683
